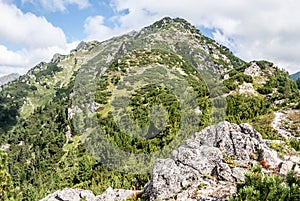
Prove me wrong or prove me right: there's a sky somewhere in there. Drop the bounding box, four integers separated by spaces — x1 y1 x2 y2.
1 0 300 76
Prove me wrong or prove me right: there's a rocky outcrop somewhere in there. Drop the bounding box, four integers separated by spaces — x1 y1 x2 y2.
70 41 100 54
142 121 299 201
96 187 140 201
76 41 88 51
244 63 261 78
40 187 139 201
51 53 61 63
40 188 96 201
272 110 300 139
40 122 299 201
238 82 257 96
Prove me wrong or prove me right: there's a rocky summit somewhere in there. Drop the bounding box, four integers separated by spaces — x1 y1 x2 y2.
0 17 299 201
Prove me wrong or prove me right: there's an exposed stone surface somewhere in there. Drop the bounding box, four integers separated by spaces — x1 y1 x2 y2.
272 110 300 139
95 187 140 201
0 143 10 151
40 187 139 201
40 122 300 201
76 41 88 51
142 121 300 201
244 62 274 85
51 53 61 63
244 63 261 77
40 188 96 201
238 82 257 95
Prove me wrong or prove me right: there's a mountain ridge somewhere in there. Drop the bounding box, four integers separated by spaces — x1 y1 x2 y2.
0 73 19 86
291 71 300 80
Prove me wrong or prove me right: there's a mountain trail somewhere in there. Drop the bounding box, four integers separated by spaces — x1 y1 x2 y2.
272 111 291 139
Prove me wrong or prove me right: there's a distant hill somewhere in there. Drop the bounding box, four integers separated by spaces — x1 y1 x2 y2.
0 73 19 86
291 71 300 80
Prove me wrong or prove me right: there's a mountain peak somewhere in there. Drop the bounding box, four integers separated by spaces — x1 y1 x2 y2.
145 16 202 35
0 73 20 86
291 71 300 80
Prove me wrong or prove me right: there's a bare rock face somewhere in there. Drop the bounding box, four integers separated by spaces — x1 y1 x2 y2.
76 41 88 51
95 187 140 201
244 63 261 77
51 53 61 63
40 187 138 201
40 188 96 201
142 121 299 201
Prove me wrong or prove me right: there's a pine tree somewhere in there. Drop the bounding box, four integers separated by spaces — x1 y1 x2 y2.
0 151 15 201
229 165 300 201
296 77 300 89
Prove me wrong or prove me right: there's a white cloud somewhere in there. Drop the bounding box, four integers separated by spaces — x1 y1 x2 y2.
0 0 77 76
21 0 90 12
0 45 26 67
212 30 235 51
0 42 78 76
0 1 66 48
84 0 300 73
83 11 159 42
84 16 125 42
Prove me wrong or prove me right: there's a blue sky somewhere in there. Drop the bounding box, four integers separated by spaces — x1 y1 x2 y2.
1 0 300 76
14 0 118 41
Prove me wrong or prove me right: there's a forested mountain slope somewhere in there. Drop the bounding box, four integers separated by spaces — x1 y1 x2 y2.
0 17 299 200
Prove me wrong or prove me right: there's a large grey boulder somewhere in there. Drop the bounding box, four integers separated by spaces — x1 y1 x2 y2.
40 188 96 201
95 187 140 201
51 53 61 63
40 187 139 201
76 41 88 51
143 121 299 201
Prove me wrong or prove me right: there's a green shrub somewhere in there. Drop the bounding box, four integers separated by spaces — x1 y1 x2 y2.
243 74 253 83
228 166 300 201
224 80 237 91
257 86 273 94
296 77 300 89
288 138 300 151
226 95 270 124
